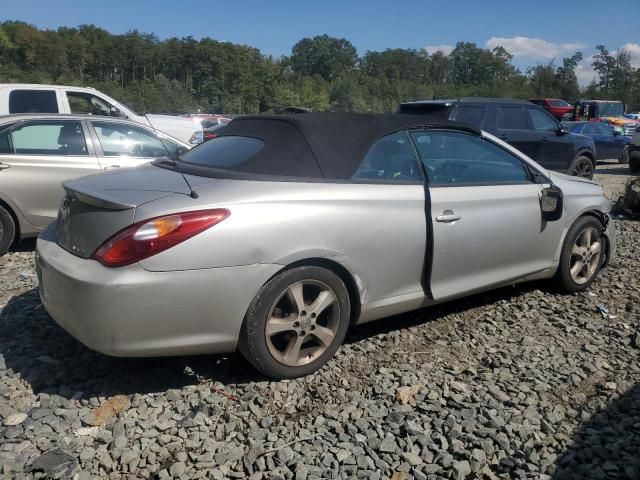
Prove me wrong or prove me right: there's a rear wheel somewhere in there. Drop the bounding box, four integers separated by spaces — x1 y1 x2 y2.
238 266 350 379
555 217 604 293
568 155 594 179
619 145 630 164
0 206 16 256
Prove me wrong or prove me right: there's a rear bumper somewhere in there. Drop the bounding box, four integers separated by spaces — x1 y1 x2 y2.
36 223 281 357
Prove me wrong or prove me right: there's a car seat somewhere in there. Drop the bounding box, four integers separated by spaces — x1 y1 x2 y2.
58 124 87 155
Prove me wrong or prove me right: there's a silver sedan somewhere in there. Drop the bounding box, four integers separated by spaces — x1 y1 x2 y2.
36 113 616 378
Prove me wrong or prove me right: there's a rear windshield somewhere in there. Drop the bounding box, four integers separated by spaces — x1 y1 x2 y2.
178 118 323 178
180 136 265 168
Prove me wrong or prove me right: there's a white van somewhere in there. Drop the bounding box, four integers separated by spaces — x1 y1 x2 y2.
0 84 202 145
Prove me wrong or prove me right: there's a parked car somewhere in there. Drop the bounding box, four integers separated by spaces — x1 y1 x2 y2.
36 113 615 379
630 128 640 173
0 84 202 145
571 99 640 136
184 116 231 144
398 98 597 179
0 114 190 254
529 98 573 119
568 122 631 164
203 124 227 142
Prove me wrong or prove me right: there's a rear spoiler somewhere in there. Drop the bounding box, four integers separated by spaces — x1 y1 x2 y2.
62 183 134 211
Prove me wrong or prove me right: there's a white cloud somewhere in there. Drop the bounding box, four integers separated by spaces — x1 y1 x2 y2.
575 58 597 87
485 36 585 61
621 43 640 67
423 44 454 55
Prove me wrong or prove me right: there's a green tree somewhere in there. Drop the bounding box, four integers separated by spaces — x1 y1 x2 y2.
290 34 357 81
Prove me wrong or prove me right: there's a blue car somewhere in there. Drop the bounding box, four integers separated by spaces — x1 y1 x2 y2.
569 122 631 164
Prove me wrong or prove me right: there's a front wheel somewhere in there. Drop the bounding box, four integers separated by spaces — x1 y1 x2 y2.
554 217 604 293
238 266 351 379
568 155 595 179
619 145 630 165
0 206 16 256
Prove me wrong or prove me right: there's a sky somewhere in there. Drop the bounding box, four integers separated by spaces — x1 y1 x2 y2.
2 0 640 86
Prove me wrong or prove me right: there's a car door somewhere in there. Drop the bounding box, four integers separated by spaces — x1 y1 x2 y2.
410 129 562 300
596 124 622 159
495 106 538 159
0 119 101 228
525 107 573 171
88 120 173 169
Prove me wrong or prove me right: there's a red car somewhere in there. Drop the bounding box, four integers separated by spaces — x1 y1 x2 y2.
529 98 573 119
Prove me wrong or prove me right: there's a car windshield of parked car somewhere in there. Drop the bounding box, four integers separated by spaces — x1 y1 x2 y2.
411 130 530 185
598 102 624 117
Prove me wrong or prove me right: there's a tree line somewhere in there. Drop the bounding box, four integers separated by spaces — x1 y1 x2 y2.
1 21 639 114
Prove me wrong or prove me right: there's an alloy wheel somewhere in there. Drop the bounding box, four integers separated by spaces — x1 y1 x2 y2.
572 158 593 178
569 227 602 285
265 280 340 367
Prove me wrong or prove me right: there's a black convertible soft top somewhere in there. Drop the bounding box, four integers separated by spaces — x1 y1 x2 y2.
173 112 481 180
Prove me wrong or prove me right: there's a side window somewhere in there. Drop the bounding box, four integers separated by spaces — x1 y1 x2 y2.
581 124 596 135
92 122 169 157
67 92 112 116
9 121 87 156
528 108 558 132
497 107 528 130
0 123 17 154
352 131 422 182
9 90 59 114
410 130 530 186
160 137 186 158
449 106 487 126
597 124 614 136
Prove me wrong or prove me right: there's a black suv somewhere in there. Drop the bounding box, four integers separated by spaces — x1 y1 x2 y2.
399 98 597 179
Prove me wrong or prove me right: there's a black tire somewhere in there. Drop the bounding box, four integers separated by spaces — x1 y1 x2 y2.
567 155 595 179
238 266 351 379
619 145 630 164
554 216 604 293
630 151 640 174
0 206 16 256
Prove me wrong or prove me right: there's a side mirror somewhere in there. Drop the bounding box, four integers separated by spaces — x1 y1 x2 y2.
541 186 563 221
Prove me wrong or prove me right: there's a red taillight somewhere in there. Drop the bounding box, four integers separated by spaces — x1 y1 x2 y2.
92 209 230 267
203 132 218 141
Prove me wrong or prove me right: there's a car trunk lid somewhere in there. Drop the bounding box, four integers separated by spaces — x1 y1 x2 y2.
56 163 210 258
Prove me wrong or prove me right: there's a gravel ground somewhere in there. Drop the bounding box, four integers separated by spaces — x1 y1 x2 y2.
1 163 639 480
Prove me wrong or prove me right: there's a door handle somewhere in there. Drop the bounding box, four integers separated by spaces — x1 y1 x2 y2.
0 162 10 170
435 210 461 223
104 165 120 170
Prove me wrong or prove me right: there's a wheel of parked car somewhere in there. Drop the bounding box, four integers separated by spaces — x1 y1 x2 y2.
238 266 351 379
555 216 604 293
0 206 16 256
619 145 630 165
631 154 640 174
568 155 594 179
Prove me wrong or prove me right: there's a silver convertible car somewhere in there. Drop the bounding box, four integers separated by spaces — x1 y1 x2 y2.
36 113 616 378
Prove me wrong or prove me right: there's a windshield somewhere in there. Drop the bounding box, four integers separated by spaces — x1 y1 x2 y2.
597 102 624 117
